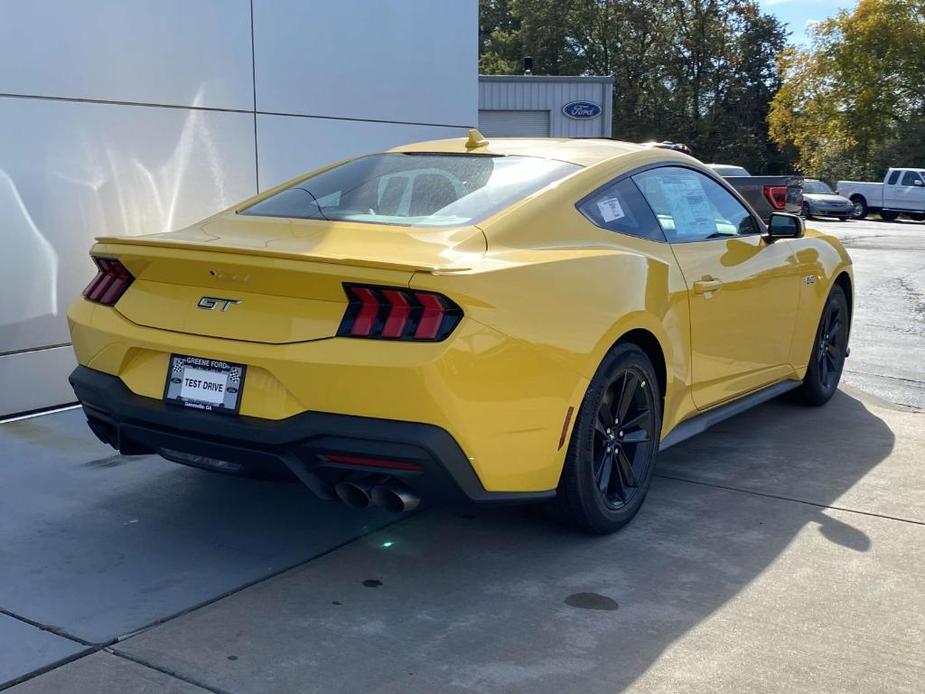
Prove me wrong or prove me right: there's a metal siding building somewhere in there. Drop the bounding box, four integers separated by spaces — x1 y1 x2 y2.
478 75 613 138
0 0 476 417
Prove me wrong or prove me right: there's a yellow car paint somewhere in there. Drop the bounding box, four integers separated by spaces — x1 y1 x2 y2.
67 136 853 493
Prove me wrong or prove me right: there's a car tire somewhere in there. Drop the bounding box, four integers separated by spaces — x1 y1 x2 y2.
796 285 849 407
802 202 812 219
880 210 899 222
850 196 868 219
553 343 662 534
837 216 850 221
910 213 925 222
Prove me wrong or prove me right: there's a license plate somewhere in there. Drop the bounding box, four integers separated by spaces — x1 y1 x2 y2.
164 354 246 414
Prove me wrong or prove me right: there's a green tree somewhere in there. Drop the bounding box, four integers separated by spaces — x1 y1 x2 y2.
479 0 791 172
769 0 925 181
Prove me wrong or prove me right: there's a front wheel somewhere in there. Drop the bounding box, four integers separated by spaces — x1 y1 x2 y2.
553 343 661 534
802 202 813 219
910 213 925 222
850 196 868 219
796 285 849 406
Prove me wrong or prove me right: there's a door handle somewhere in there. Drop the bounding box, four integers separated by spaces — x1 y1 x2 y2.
693 277 722 294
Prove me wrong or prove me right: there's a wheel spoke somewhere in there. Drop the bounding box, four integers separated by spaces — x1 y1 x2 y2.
596 449 614 492
616 448 637 489
596 399 613 435
826 343 839 359
622 429 649 444
829 318 842 339
620 409 649 431
616 372 638 423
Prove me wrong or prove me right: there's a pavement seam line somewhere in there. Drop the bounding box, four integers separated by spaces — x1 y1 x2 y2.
0 647 97 692
0 607 96 647
109 509 426 643
108 650 231 694
655 473 925 527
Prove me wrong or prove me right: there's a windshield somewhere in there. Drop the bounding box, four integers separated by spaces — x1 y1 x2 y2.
240 153 580 227
804 180 834 194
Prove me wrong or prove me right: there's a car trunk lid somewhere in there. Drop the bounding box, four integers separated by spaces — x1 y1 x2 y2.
93 214 484 344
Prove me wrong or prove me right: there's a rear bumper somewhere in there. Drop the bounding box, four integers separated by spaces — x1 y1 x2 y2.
69 365 554 505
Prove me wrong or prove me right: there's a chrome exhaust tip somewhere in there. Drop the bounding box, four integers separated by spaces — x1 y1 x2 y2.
334 478 376 509
370 482 420 513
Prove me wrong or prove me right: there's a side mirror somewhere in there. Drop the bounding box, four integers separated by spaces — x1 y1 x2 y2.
766 212 804 239
914 179 924 187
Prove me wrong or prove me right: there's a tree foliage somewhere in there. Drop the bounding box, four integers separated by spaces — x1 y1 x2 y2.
479 0 791 172
769 0 925 182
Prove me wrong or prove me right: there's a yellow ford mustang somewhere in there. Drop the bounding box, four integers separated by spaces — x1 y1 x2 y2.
68 131 853 533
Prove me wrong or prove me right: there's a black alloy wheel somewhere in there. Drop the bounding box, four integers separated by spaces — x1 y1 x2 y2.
554 343 661 534
591 368 654 508
797 284 849 406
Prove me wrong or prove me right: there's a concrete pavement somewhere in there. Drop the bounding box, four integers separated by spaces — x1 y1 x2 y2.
813 216 925 411
5 389 924 693
2 217 923 692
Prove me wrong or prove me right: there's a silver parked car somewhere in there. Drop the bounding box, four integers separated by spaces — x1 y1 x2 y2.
802 179 854 220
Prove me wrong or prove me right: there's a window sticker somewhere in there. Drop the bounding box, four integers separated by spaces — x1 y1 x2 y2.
655 173 715 239
596 195 626 222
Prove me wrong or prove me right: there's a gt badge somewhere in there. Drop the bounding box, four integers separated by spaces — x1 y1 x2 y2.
197 296 241 312
804 275 816 286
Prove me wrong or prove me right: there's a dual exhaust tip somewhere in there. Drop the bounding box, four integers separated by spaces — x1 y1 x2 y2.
334 478 420 513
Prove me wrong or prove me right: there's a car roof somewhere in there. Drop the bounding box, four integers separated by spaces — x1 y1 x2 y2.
390 136 646 167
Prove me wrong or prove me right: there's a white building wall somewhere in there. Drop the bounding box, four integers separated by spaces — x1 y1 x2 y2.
0 0 476 417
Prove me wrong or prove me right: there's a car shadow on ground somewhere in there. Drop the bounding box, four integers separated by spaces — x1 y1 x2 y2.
108 389 901 693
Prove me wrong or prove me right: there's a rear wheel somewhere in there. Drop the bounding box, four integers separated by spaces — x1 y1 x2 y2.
796 285 849 406
880 210 899 222
554 343 661 534
850 196 868 219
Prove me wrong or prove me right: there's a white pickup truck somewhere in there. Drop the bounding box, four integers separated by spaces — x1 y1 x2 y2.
837 168 925 221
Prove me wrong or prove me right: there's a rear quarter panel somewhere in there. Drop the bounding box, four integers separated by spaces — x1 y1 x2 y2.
411 154 698 449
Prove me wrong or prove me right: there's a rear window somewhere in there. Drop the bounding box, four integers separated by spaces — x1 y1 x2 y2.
240 153 580 227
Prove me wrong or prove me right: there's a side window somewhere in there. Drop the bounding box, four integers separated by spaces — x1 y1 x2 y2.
632 167 760 243
577 177 665 242
901 170 923 186
887 170 901 185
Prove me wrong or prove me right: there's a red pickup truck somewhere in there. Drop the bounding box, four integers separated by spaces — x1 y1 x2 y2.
707 164 804 222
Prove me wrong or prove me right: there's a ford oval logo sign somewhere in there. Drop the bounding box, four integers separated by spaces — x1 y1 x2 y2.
562 101 602 119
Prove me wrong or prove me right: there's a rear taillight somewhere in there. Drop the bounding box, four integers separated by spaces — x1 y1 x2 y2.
82 256 134 306
763 185 788 210
337 284 462 341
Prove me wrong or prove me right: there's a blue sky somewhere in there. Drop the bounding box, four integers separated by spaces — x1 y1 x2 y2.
758 0 857 45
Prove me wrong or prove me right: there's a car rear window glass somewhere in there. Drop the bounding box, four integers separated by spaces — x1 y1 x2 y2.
888 171 901 185
240 153 580 227
804 180 834 194
577 178 665 241
633 167 760 242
